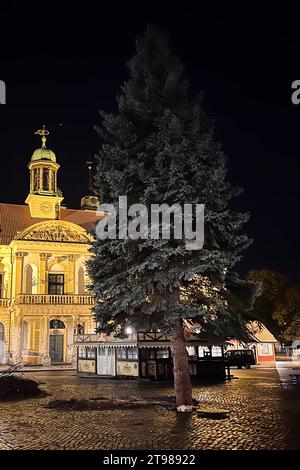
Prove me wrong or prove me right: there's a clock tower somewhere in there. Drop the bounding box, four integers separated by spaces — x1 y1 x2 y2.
25 127 64 219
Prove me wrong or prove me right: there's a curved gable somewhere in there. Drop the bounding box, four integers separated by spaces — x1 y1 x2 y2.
15 220 93 244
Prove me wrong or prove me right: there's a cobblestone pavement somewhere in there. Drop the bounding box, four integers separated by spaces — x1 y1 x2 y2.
0 368 299 450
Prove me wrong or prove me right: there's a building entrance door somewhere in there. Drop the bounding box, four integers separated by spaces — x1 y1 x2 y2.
49 334 64 363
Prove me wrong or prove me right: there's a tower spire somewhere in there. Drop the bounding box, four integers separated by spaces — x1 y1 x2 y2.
26 127 64 219
34 125 49 149
80 159 99 211
86 160 94 196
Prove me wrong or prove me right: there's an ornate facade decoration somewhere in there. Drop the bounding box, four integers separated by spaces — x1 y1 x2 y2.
16 221 93 243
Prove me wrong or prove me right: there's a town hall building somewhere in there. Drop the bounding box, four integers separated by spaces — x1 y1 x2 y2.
0 128 278 374
0 128 101 366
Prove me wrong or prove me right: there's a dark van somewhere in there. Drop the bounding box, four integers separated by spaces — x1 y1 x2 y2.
224 349 256 369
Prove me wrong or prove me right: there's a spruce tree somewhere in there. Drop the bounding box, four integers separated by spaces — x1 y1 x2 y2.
88 27 258 411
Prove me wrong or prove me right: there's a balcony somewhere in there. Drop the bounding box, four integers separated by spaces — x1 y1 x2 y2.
15 294 95 306
0 298 9 307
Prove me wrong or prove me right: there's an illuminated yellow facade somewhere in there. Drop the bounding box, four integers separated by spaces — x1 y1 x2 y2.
0 129 100 366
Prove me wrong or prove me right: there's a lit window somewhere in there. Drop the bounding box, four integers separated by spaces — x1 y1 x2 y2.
78 347 86 358
260 343 271 355
198 347 210 357
156 348 169 359
127 348 138 360
211 347 222 357
87 347 96 358
116 348 138 360
116 348 127 359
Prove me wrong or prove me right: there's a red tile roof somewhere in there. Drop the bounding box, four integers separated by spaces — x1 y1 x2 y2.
0 203 101 245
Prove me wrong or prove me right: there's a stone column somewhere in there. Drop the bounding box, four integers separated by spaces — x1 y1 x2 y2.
91 317 97 333
49 169 53 192
30 170 33 193
15 315 23 364
15 252 24 297
66 316 77 365
67 255 75 294
39 253 47 294
42 315 51 366
53 171 57 193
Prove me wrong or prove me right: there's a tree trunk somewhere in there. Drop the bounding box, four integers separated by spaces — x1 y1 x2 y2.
171 321 193 412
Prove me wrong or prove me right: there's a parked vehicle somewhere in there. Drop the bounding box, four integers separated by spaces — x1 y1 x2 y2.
224 349 256 369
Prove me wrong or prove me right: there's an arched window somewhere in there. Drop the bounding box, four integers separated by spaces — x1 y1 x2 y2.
78 266 85 294
24 264 37 294
25 265 33 294
42 168 50 191
33 168 39 191
48 262 66 295
50 319 65 329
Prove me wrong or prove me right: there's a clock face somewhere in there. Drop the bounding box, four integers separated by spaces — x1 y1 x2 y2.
40 201 52 214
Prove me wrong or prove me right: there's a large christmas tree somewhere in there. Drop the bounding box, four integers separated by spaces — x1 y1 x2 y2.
88 27 258 411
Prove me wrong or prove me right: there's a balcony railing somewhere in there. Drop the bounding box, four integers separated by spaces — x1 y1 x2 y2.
0 298 9 307
15 294 95 305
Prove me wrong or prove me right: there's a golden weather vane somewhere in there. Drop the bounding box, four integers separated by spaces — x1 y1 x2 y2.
34 125 49 148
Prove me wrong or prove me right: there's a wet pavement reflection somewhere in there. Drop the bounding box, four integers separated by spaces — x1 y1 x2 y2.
0 367 299 450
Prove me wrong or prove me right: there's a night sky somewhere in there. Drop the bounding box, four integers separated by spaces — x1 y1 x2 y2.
1 4 300 279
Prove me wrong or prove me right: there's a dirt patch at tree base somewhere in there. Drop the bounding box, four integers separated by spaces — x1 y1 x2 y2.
46 396 201 411
0 375 45 401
